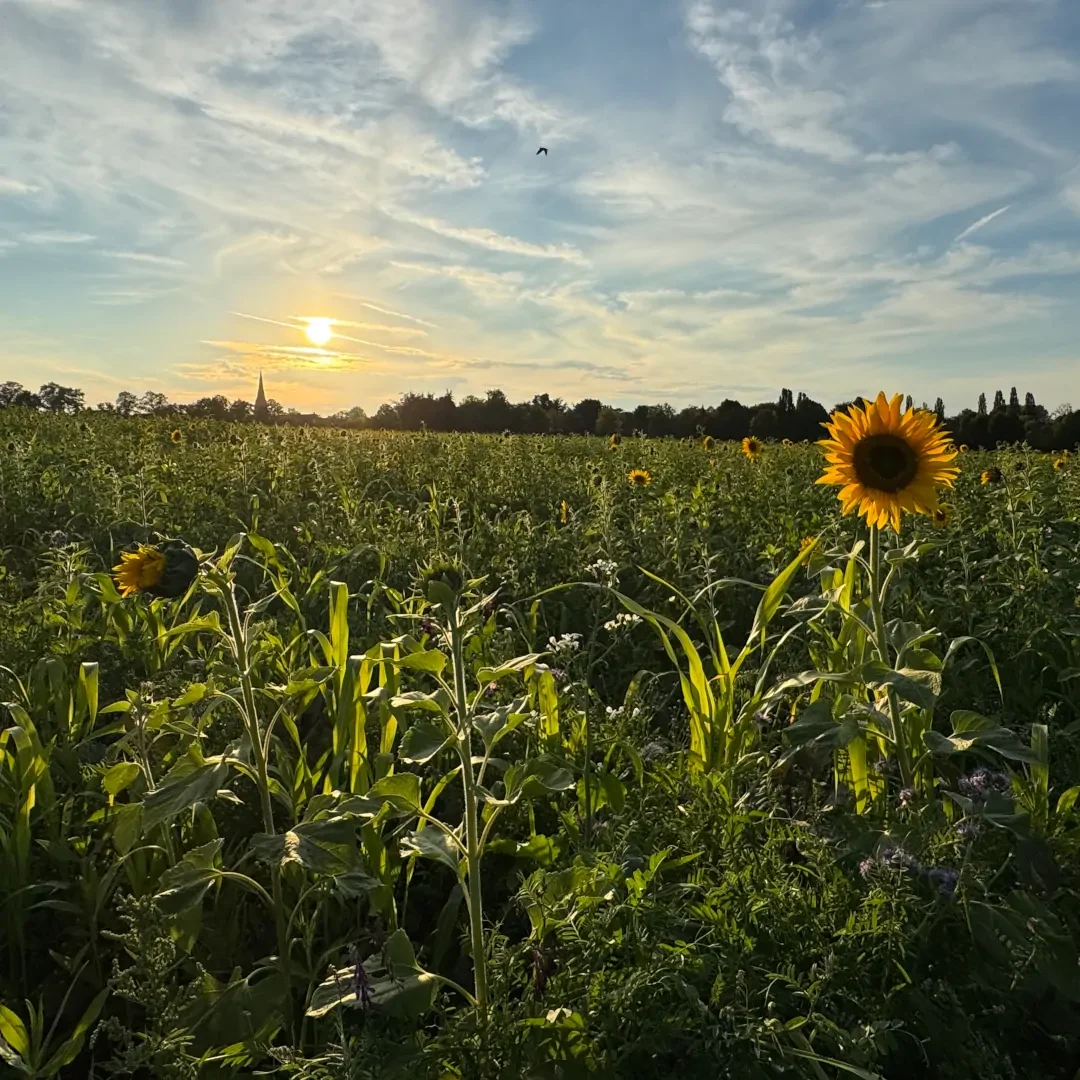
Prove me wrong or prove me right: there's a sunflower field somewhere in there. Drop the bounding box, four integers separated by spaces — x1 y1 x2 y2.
2 400 1080 1079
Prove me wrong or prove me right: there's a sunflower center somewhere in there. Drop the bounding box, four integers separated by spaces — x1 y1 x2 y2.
852 434 918 493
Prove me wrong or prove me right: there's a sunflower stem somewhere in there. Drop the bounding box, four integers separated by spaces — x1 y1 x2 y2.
221 577 293 1034
868 525 914 790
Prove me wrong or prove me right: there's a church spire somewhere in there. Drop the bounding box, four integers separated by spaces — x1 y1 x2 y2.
254 371 269 422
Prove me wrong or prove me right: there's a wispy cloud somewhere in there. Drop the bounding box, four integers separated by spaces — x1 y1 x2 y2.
954 205 1012 244
3 0 1080 411
20 230 95 244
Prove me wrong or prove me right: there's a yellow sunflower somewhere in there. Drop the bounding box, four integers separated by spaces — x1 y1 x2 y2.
560 499 569 523
959 444 969 453
981 467 1002 485
702 435 715 451
741 436 763 461
628 468 652 487
170 429 183 444
932 505 952 528
782 438 793 446
816 392 958 532
1053 458 1067 471
609 434 622 449
113 545 167 598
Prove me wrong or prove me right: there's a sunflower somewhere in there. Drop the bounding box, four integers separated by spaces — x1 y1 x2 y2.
1053 458 1067 471
702 435 715 451
981 467 1002 485
609 434 622 449
560 499 569 523
932 505 952 527
816 392 958 532
741 436 763 461
170 429 183 444
959 444 969 453
799 535 817 554
113 540 198 599
628 468 652 487
782 438 793 446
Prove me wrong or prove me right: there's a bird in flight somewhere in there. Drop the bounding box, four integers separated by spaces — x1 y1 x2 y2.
536 147 548 155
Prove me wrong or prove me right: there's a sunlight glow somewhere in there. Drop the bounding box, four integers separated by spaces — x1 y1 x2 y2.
305 318 333 346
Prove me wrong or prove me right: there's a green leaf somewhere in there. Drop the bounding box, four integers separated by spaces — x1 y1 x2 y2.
102 761 141 797
0 1006 28 1059
39 988 109 1078
334 869 384 898
861 661 938 710
473 698 528 749
250 817 360 876
398 649 448 675
749 540 815 644
399 718 453 765
477 653 546 685
486 834 562 866
506 756 575 801
367 772 422 812
141 756 231 831
390 689 450 714
156 839 223 914
306 929 436 1020
401 828 460 873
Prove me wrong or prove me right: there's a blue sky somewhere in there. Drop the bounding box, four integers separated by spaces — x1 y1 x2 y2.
3 0 1080 414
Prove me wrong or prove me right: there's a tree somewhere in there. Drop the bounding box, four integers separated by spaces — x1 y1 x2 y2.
1009 387 1019 410
38 383 85 414
749 406 780 440
569 398 602 436
228 399 253 422
138 391 171 416
977 393 987 417
993 390 1005 412
187 395 230 420
905 394 913 413
778 388 794 414
1024 392 1037 410
933 398 945 422
0 381 25 407
115 391 138 417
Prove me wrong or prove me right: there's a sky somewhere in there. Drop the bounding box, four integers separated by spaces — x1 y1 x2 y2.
3 0 1080 415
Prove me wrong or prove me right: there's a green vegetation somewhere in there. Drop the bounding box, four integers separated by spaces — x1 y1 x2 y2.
2 409 1080 1079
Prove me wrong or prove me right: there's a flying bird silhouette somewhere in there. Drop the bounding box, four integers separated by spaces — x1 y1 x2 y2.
536 147 548 155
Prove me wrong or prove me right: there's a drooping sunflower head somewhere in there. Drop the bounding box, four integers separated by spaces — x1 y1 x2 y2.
170 429 183 444
628 467 652 487
559 499 569 524
981 467 1003 485
609 434 622 449
959 444 969 453
1053 457 1067 471
741 436 763 461
113 539 198 599
590 471 603 488
816 392 958 532
702 435 715 451
932 505 952 528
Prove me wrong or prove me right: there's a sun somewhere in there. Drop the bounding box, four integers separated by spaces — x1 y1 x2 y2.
305 317 333 346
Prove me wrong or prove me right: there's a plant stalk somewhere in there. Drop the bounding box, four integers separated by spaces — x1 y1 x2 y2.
222 580 292 1023
449 606 488 1022
868 526 914 790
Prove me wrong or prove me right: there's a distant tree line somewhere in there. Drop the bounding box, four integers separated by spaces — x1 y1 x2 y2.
3 379 1080 449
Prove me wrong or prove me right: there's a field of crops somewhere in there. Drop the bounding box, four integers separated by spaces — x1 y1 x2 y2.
3 406 1080 1079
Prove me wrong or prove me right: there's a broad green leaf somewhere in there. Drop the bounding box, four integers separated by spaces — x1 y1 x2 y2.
390 689 450 714
477 653 546 684
142 756 231 831
486 834 562 866
156 839 223 914
367 772 422 812
861 661 937 710
0 1005 28 1059
250 817 360 876
399 718 453 765
401 828 460 873
506 757 575 801
398 649 448 675
306 929 436 1020
102 761 141 797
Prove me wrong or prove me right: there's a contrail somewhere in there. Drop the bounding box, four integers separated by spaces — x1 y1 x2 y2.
954 204 1011 244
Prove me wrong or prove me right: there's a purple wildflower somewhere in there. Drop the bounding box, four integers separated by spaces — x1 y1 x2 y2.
898 787 916 808
353 956 375 1011
858 856 876 878
926 867 959 896
956 818 981 840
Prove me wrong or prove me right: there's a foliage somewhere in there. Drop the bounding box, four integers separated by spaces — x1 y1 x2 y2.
2 412 1080 1079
